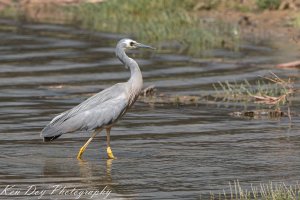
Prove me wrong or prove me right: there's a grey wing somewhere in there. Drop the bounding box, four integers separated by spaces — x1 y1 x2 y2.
51 83 126 124
41 83 128 138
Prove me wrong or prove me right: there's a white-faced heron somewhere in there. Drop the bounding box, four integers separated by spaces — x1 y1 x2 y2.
41 39 155 159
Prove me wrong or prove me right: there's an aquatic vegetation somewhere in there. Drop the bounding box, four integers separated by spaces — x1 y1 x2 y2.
210 181 300 200
139 86 200 106
213 72 295 119
139 73 295 120
213 72 294 106
230 109 285 119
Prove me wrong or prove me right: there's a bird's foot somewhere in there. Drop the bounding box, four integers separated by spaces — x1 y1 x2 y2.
107 147 116 159
77 146 86 160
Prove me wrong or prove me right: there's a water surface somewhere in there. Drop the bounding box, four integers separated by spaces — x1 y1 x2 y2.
0 19 299 199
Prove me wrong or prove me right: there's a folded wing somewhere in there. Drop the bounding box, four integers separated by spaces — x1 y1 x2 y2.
41 83 128 141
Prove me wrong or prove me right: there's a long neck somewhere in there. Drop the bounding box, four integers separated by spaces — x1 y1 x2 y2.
116 48 143 94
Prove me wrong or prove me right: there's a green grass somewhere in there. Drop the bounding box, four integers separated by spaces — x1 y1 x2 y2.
213 76 292 106
2 0 285 55
210 181 300 200
67 0 239 55
213 79 287 101
1 0 286 54
293 14 300 29
256 0 281 10
0 4 18 19
213 73 295 120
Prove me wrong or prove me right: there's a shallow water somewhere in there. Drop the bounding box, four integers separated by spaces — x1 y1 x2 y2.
0 19 299 200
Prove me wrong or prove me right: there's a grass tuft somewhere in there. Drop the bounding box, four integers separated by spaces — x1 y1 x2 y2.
256 0 281 10
210 181 300 200
293 14 300 29
213 72 295 120
213 72 294 107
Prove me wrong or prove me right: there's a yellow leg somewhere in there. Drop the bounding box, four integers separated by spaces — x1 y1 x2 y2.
77 130 100 160
106 127 116 159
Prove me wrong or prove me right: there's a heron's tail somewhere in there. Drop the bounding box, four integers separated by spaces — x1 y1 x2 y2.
41 125 63 142
43 134 62 142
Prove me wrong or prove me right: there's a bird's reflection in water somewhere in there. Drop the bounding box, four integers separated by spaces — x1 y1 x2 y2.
77 158 133 199
42 158 113 189
106 159 113 180
42 157 136 199
76 158 113 184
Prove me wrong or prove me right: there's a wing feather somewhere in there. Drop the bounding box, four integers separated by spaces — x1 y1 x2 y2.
41 83 129 138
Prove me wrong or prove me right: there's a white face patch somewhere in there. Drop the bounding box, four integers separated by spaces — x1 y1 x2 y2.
123 39 137 49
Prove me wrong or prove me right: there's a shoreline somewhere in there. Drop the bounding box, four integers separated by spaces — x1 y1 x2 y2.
0 0 299 52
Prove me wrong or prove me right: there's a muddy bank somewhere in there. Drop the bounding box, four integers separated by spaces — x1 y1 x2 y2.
199 9 300 47
0 0 104 23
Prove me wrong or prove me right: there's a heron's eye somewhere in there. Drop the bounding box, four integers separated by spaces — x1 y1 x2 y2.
130 42 135 46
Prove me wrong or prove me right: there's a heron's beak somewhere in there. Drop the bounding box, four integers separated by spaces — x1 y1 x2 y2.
136 43 156 50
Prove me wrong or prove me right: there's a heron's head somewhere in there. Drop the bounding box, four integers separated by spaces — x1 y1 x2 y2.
118 38 155 50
